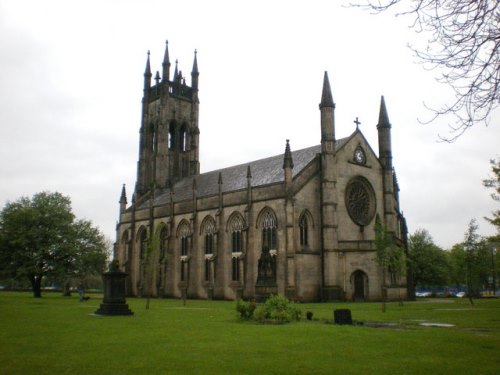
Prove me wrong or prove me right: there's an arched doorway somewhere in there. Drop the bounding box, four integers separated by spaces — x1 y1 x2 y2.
352 270 368 301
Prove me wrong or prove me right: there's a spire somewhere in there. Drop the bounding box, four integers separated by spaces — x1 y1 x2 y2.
319 71 336 153
173 59 179 81
191 49 199 90
119 184 127 205
218 171 223 185
283 139 294 169
377 95 391 129
319 71 335 109
154 71 160 86
246 165 252 179
119 184 127 214
162 40 170 82
144 50 152 90
377 95 393 170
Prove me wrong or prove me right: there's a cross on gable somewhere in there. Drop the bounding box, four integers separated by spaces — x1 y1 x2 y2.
354 117 361 129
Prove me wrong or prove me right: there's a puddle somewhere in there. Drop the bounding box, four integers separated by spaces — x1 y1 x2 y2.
419 322 455 327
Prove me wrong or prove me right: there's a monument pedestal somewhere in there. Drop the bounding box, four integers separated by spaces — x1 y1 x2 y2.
95 261 133 316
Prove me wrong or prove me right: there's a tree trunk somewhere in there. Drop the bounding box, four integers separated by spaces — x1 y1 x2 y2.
30 275 42 298
62 281 72 297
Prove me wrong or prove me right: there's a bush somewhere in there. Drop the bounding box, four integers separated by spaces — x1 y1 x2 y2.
236 299 256 320
306 311 313 320
253 294 301 324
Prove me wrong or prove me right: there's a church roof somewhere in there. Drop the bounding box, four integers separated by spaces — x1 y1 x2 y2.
138 138 348 208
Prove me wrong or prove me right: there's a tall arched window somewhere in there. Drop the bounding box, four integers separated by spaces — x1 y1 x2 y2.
139 228 148 260
203 219 215 255
178 222 191 282
261 210 277 251
230 214 245 282
168 123 176 150
299 215 308 246
121 231 129 265
179 124 187 152
159 226 168 260
230 215 244 253
179 223 190 256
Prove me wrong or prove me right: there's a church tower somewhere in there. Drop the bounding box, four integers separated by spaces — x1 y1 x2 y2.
377 96 396 231
135 41 200 200
318 72 340 300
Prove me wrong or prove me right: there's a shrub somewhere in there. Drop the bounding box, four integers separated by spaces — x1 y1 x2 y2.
236 299 256 320
253 294 301 324
306 311 313 320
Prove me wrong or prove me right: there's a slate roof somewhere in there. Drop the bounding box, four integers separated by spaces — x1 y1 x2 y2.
138 138 349 209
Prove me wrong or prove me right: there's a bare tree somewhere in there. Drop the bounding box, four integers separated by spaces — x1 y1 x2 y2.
351 0 500 141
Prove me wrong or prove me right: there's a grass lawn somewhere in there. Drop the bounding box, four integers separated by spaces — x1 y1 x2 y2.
0 292 499 374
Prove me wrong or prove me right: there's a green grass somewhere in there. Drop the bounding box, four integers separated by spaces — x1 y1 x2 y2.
1 293 499 374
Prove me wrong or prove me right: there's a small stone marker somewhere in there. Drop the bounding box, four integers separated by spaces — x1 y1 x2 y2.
95 260 133 316
334 309 352 325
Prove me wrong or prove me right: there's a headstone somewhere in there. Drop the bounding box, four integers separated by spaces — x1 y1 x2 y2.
95 260 134 316
334 309 352 325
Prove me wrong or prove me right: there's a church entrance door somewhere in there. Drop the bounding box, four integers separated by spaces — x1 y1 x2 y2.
353 271 366 301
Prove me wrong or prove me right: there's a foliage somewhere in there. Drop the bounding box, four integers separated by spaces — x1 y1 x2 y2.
408 229 449 289
447 243 467 289
237 294 301 324
352 0 500 140
0 192 108 297
483 158 500 239
236 299 256 320
253 294 301 323
448 235 497 295
374 216 405 284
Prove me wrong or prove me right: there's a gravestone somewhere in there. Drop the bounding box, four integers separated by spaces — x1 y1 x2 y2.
334 309 352 325
95 260 133 316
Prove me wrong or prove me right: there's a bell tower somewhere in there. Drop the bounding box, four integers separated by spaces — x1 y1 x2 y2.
135 41 200 199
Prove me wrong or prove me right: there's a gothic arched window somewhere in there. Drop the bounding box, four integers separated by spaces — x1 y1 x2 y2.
179 124 187 152
261 210 277 251
230 215 244 253
179 222 191 256
139 228 148 260
168 123 176 150
159 226 168 260
299 215 308 246
121 231 129 265
202 219 215 255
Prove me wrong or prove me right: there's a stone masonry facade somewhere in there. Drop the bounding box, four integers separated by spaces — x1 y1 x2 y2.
114 42 408 302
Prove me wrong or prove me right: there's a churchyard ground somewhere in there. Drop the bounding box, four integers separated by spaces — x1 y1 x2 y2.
0 292 499 374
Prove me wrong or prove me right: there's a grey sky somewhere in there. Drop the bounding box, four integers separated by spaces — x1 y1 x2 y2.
0 0 498 249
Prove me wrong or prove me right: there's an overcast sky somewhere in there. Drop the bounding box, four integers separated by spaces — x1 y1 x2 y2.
0 0 498 249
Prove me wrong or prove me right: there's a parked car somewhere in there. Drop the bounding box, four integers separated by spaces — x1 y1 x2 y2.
416 291 432 297
455 291 466 298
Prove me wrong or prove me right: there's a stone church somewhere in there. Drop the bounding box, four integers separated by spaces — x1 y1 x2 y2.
114 41 408 302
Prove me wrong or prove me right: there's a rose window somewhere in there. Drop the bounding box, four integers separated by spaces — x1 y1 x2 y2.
345 177 376 226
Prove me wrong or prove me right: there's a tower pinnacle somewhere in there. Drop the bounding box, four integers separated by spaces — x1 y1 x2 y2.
162 40 170 82
319 71 335 109
143 51 152 90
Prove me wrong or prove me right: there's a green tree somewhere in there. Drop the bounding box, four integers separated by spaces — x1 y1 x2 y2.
0 192 108 297
352 0 499 140
448 243 467 289
408 229 449 290
374 216 405 311
483 158 500 240
461 219 494 304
